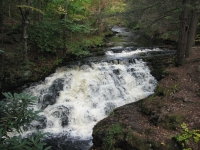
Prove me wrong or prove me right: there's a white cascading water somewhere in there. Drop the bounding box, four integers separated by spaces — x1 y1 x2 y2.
106 48 164 59
21 58 157 144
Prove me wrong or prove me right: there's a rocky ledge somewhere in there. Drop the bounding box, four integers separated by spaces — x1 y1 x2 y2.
90 47 200 150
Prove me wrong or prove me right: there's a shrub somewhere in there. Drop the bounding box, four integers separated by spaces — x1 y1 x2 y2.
0 92 50 150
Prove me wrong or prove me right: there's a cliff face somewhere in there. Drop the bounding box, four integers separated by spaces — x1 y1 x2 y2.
91 47 200 150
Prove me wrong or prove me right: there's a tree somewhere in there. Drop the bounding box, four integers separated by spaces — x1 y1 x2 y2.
176 0 191 66
176 0 200 65
125 0 181 39
124 0 200 66
186 2 200 57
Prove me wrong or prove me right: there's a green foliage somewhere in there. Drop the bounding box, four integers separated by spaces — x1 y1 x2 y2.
133 24 142 30
54 57 63 66
173 123 200 150
44 0 91 21
103 123 124 150
29 17 96 55
125 0 181 41
67 33 105 57
68 0 91 21
0 92 40 134
0 131 51 150
163 114 183 130
29 20 63 53
68 41 90 57
89 36 104 46
61 19 96 34
101 123 150 150
154 84 180 96
0 92 50 149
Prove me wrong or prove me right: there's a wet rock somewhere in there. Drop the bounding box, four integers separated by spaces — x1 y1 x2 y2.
72 65 80 70
104 103 115 115
49 78 65 97
42 94 56 109
144 54 175 81
113 69 120 75
91 100 180 150
110 46 124 53
113 60 119 64
51 105 69 127
80 65 90 70
41 78 64 109
43 136 92 150
105 42 115 47
35 115 47 129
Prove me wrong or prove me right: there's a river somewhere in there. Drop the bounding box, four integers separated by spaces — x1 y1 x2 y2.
17 26 175 150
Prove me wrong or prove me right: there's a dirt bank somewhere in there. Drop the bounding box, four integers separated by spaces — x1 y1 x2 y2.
91 47 200 150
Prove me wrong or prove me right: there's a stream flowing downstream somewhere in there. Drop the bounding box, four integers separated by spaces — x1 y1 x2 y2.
19 26 175 149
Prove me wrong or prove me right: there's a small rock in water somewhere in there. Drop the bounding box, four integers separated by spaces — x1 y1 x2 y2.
113 69 120 75
72 65 80 70
80 65 90 70
113 60 118 64
35 115 47 129
42 94 56 109
51 105 70 127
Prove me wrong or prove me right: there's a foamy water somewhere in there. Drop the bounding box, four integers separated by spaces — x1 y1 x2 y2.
21 59 157 141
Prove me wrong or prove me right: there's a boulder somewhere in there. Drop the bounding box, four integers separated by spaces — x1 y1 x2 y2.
41 78 64 109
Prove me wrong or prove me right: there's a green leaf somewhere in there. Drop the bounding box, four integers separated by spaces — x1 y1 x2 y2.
44 146 52 150
194 136 199 143
2 92 13 99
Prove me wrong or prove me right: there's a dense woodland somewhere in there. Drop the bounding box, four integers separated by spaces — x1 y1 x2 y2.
0 0 200 149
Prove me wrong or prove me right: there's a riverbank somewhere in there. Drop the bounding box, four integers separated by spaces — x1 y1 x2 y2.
90 47 200 150
0 28 114 96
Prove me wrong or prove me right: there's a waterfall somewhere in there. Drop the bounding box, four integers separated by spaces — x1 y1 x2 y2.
21 58 157 149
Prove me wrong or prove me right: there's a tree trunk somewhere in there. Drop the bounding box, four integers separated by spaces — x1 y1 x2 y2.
185 9 199 57
8 0 11 18
176 0 191 66
19 0 31 65
96 0 103 35
0 0 3 78
0 0 3 31
38 0 41 22
0 52 4 79
63 0 68 54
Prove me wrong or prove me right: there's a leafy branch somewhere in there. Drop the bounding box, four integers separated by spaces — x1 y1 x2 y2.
17 5 44 15
173 123 200 150
0 92 50 149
